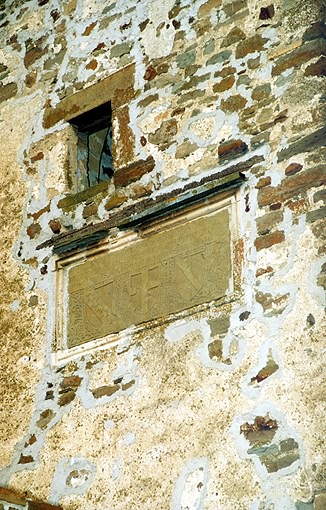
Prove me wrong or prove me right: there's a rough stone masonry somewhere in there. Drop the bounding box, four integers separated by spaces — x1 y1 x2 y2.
0 0 325 509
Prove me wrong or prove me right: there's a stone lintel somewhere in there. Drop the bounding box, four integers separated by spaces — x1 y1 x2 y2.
37 155 262 254
43 64 135 129
36 156 264 254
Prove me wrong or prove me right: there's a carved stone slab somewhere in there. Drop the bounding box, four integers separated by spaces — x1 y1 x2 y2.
63 206 231 348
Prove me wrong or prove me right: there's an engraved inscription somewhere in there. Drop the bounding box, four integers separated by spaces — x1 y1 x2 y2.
65 207 231 347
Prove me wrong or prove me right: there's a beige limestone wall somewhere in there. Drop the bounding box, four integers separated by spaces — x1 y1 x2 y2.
0 1 325 509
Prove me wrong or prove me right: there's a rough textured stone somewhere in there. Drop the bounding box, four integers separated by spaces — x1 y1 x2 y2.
43 63 135 128
221 27 246 47
220 94 247 112
272 39 326 76
104 190 128 210
114 156 155 187
176 50 196 69
92 385 119 398
306 206 326 223
28 502 62 510
0 488 26 506
218 139 248 161
258 165 326 206
304 56 326 76
285 162 303 176
259 5 275 19
223 0 247 17
110 42 132 58
148 120 178 148
206 50 232 66
0 82 17 103
213 75 235 92
254 230 285 250
235 34 267 58
256 210 283 235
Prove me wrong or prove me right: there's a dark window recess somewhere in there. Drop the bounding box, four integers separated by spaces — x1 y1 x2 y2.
69 101 114 188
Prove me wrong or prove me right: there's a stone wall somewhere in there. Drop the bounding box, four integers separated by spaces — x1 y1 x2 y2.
0 0 325 509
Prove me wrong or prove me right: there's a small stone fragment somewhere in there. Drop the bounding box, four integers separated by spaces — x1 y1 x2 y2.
259 5 275 19
49 219 61 234
306 313 315 326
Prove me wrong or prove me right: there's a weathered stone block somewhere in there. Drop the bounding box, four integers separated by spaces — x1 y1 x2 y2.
221 26 246 47
306 206 326 223
256 210 283 235
272 39 326 76
258 165 326 207
223 0 247 17
206 50 232 66
148 120 177 148
285 163 303 176
213 75 235 92
43 63 135 128
110 42 132 58
235 34 267 59
0 487 26 506
218 139 248 161
114 156 155 187
220 94 247 112
254 230 285 250
104 190 128 210
28 502 62 510
304 56 326 77
0 82 17 103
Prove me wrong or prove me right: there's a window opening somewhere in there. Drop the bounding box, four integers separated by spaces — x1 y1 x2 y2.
69 101 113 189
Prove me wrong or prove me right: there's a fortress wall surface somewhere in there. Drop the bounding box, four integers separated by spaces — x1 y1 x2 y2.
0 1 325 509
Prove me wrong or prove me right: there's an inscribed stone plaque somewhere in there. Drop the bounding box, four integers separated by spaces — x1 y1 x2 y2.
66 207 231 347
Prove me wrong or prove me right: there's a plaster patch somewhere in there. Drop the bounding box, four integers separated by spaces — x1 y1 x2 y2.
142 0 176 59
165 319 210 343
172 458 209 510
51 457 96 503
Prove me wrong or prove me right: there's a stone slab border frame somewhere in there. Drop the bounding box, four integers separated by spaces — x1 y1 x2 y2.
53 186 242 364
43 63 136 171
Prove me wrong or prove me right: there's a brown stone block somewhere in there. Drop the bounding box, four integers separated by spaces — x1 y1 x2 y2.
235 34 267 59
285 163 303 176
60 376 82 388
58 391 76 406
218 139 248 161
43 64 135 128
272 39 326 76
278 126 326 162
198 0 222 18
304 56 326 76
213 75 235 93
256 210 283 235
254 230 285 251
92 385 119 399
24 46 46 67
0 487 26 506
27 222 41 239
113 105 135 168
258 165 326 207
114 156 155 187
28 502 62 510
223 0 247 17
302 21 326 43
221 26 246 47
148 119 178 148
220 94 247 112
0 82 17 104
104 190 128 211
255 176 271 188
